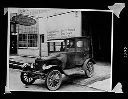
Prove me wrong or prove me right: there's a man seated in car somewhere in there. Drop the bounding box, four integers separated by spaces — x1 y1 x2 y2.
67 41 75 52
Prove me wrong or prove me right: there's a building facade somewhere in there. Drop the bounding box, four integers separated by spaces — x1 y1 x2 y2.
10 9 82 57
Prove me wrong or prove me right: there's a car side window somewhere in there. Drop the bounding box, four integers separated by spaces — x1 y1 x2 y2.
76 40 84 52
66 39 75 52
76 39 90 52
67 39 75 48
77 40 83 47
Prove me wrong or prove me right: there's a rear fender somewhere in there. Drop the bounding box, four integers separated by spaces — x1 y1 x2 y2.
82 58 96 70
84 58 96 65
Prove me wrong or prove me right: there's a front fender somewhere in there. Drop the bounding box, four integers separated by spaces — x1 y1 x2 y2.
42 64 57 70
43 64 64 74
22 63 33 71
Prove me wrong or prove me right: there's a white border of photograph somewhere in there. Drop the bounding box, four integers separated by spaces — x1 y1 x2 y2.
6 8 113 93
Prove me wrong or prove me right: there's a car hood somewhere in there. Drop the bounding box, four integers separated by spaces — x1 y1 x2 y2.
41 52 66 60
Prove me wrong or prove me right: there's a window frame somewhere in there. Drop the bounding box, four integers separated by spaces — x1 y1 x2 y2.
18 33 38 49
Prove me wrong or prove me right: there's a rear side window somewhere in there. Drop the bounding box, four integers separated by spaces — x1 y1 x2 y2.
76 39 90 51
77 41 83 47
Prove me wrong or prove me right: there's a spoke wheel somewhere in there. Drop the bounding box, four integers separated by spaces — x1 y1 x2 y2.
45 69 62 91
85 61 94 77
20 71 35 85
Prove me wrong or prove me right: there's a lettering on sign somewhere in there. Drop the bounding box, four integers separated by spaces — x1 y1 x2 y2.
61 28 75 38
47 28 76 40
47 30 60 40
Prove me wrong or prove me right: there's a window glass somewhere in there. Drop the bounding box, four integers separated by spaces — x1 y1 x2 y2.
18 23 38 48
19 34 27 47
77 41 83 47
67 39 75 48
18 34 37 48
49 41 65 52
55 46 61 51
28 34 37 47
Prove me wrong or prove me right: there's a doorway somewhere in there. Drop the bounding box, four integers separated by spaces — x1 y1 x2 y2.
10 35 17 55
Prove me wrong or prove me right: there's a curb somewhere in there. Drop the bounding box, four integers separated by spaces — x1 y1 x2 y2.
9 60 24 70
9 55 37 70
20 55 37 58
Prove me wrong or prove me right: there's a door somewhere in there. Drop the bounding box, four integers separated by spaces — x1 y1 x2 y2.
40 34 48 56
75 38 90 65
65 39 76 69
10 35 17 55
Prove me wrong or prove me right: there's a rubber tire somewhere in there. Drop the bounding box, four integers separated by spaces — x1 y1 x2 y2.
83 61 94 78
45 69 62 91
20 71 36 85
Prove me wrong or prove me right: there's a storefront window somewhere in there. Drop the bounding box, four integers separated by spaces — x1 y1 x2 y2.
18 34 38 48
18 24 38 48
28 34 37 47
19 34 27 47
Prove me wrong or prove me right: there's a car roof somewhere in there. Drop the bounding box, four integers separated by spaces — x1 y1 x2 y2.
47 36 90 41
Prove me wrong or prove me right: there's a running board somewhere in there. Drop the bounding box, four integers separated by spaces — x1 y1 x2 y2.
63 67 85 76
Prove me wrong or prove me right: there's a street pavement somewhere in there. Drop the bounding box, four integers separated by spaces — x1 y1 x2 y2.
8 55 111 92
8 68 107 92
69 64 111 92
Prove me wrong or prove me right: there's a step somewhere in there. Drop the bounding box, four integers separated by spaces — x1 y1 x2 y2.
63 67 85 76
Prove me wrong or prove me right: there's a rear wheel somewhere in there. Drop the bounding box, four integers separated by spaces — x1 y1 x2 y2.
83 61 94 78
45 69 62 91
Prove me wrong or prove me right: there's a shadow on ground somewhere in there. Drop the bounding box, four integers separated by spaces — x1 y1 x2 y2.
21 73 110 91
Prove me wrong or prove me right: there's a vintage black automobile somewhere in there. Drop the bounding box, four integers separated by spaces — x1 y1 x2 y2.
20 36 95 91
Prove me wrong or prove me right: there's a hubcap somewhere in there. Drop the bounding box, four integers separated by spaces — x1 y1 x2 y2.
23 72 33 82
47 70 62 89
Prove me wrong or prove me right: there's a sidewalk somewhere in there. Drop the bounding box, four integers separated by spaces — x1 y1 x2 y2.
87 78 111 92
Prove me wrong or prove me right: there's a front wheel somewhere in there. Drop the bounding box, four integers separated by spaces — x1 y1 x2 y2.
45 69 62 91
83 61 94 78
20 71 36 85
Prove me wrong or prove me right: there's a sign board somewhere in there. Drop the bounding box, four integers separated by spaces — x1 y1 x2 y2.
12 14 37 26
17 8 51 17
45 11 81 40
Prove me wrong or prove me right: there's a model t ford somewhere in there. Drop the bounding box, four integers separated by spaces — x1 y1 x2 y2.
20 36 95 91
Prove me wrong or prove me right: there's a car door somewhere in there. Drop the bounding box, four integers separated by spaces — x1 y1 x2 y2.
75 38 90 65
65 39 76 69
